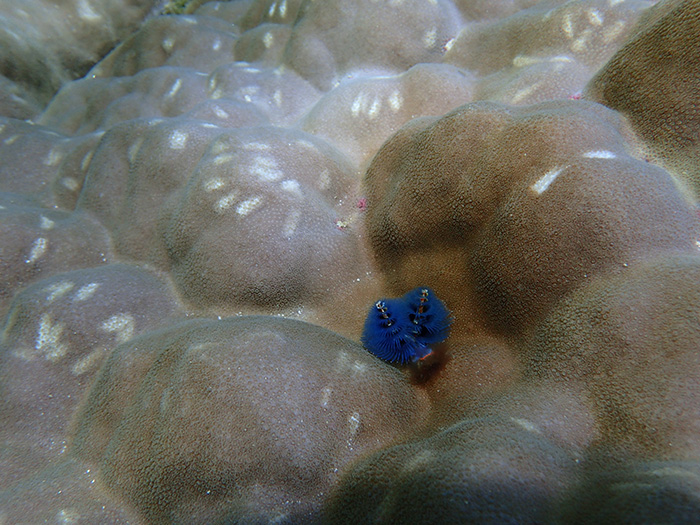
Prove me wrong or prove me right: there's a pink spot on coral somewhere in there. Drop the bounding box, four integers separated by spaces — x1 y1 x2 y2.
568 92 582 100
357 198 367 211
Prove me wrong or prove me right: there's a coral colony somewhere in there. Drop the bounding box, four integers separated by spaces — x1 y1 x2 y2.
1 0 700 522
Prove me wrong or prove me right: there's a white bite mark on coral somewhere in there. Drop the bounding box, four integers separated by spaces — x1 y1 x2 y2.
263 31 274 49
511 417 542 434
204 177 226 191
213 153 236 165
74 282 100 301
696 240 700 251
335 351 352 372
237 196 263 216
61 177 80 191
389 0 405 6
532 167 564 194
280 0 288 17
39 216 55 230
71 347 108 375
423 27 437 49
250 156 283 181
201 123 219 129
212 105 229 119
273 89 283 107
3 135 19 145
243 67 261 74
243 142 270 151
0 123 6 134
212 37 222 51
511 82 541 104
588 8 604 26
80 149 95 172
609 0 624 5
562 13 574 37
280 179 303 198
166 78 182 98
76 0 101 20
603 20 627 42
320 387 332 407
368 98 382 119
282 210 301 237
169 130 188 149
583 150 616 159
347 412 361 443
352 361 367 374
181 16 197 24
26 237 48 264
388 90 403 111
351 92 367 117
318 169 331 190
551 55 574 63
210 88 224 99
46 281 74 303
513 55 538 67
45 147 64 166
215 192 238 213
127 138 143 164
350 92 383 119
403 450 433 473
513 55 572 67
36 313 68 362
572 30 592 52
101 314 135 344
427 0 438 5
237 85 259 103
162 36 176 53
268 1 277 16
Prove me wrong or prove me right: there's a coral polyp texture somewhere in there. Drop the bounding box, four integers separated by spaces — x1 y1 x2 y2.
2 0 700 522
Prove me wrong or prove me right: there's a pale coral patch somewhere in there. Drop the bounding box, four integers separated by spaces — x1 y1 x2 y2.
101 314 135 343
532 167 565 194
39 216 55 230
216 192 238 213
36 313 68 361
45 281 74 303
73 282 101 301
236 196 263 216
169 130 188 150
26 237 48 264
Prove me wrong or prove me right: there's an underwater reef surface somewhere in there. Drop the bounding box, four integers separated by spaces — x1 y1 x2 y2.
1 0 700 522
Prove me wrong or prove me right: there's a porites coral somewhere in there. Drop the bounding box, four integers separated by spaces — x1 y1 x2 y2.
2 0 700 522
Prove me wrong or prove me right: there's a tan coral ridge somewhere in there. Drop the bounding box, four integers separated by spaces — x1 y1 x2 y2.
1 0 700 523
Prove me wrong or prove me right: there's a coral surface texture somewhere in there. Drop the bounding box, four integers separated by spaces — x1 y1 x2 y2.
2 0 700 523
